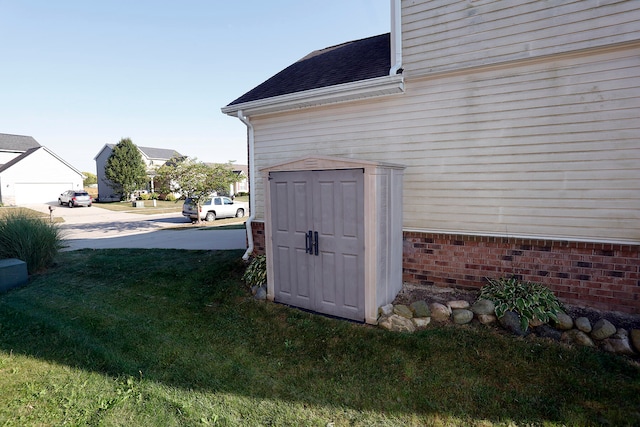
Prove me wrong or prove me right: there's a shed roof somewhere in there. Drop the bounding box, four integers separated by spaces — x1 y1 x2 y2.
0 133 41 152
227 33 391 106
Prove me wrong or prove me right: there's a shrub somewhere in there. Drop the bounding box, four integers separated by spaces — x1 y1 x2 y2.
164 193 176 201
0 210 62 274
242 255 266 288
150 192 159 200
139 193 151 200
479 277 563 331
236 192 248 197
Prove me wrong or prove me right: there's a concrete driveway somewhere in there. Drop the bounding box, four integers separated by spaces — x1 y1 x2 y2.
25 203 248 251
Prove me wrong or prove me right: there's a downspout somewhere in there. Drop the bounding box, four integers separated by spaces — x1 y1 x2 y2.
389 0 403 75
237 109 256 261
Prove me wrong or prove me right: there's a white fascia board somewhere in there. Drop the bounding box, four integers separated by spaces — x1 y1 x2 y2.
222 74 404 117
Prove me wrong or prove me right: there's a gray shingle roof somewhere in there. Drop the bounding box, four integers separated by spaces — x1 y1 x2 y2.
227 33 391 106
0 133 41 152
0 147 39 173
138 146 182 160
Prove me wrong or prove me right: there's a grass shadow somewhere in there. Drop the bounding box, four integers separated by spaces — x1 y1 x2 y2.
0 249 639 425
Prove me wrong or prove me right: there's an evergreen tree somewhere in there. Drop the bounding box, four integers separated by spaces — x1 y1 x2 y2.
104 138 148 201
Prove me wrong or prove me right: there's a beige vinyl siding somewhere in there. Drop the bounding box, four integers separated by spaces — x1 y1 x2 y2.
251 44 640 244
403 0 640 77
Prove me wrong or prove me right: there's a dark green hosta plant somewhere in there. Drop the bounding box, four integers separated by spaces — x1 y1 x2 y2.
242 255 267 288
479 277 563 331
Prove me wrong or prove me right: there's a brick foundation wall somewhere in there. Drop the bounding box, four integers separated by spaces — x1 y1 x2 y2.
249 221 266 256
403 232 640 315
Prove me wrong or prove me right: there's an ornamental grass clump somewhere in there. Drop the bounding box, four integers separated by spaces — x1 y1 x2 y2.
479 277 563 332
0 210 62 274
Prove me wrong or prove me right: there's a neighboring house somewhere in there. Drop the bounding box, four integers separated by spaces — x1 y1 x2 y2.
94 144 182 201
230 164 248 195
0 133 84 205
222 0 640 320
206 163 249 196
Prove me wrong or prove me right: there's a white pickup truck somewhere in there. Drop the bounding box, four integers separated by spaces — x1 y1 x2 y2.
182 196 246 221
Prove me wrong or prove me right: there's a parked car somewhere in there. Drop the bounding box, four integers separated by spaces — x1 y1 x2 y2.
182 196 245 221
58 190 92 208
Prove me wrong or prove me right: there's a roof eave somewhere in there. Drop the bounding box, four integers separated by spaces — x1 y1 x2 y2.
222 74 404 117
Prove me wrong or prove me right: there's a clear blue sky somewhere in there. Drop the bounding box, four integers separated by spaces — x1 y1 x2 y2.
0 1 389 173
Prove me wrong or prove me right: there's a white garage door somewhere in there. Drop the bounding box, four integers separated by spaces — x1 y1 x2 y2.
15 183 75 205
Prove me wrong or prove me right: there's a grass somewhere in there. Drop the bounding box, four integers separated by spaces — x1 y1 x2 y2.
0 206 63 223
0 249 639 426
94 199 184 215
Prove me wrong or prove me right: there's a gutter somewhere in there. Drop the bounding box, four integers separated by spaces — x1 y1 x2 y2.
222 74 403 117
389 0 403 75
236 110 256 261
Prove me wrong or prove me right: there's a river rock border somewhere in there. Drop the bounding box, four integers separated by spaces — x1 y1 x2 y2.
378 299 640 358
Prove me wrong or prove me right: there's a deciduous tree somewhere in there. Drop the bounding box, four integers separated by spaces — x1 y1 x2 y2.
82 172 97 187
156 156 237 223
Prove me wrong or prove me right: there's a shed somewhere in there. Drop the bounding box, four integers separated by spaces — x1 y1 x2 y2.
262 156 403 323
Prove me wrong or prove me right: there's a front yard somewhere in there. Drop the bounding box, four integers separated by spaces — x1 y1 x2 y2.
0 249 638 426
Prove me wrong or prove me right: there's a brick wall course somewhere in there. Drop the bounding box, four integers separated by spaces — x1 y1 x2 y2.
402 231 640 315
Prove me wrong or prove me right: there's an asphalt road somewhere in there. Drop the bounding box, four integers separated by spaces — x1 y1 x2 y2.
25 203 248 251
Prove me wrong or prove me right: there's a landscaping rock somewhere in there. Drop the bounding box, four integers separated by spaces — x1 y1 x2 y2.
591 319 616 340
471 299 495 316
499 311 527 336
254 286 267 300
410 300 431 318
561 329 595 347
379 304 394 317
575 317 592 333
554 312 574 330
613 328 629 340
379 314 416 333
429 303 451 322
601 329 635 355
452 309 474 325
412 317 431 329
394 304 413 319
535 324 562 341
476 314 497 325
631 329 640 353
447 300 470 310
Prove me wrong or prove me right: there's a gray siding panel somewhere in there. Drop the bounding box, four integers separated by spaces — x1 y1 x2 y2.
252 45 640 243
403 0 640 77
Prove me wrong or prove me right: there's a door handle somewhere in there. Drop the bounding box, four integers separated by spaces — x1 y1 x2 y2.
305 230 319 256
314 231 319 256
305 230 313 254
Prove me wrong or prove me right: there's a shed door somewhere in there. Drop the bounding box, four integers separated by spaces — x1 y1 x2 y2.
270 169 365 321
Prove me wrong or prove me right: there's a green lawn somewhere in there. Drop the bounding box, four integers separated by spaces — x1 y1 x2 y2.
0 249 639 426
0 207 63 223
93 199 183 215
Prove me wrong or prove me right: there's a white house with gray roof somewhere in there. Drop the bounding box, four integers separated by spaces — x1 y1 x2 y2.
0 133 85 205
